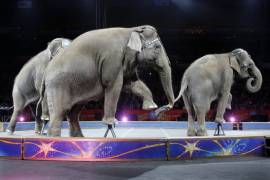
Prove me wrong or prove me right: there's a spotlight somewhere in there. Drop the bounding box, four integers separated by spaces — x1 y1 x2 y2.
19 116 25 122
121 116 128 122
229 116 236 122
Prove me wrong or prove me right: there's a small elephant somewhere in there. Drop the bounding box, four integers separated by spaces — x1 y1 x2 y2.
6 38 72 134
40 25 175 137
174 49 262 136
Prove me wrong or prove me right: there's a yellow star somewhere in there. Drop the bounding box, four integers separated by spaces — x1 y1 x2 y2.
36 142 57 157
183 141 200 157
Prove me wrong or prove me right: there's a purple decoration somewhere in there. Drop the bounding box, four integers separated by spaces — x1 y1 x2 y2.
0 138 22 159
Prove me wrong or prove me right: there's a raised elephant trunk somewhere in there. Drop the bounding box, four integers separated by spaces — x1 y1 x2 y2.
246 66 262 93
157 44 175 106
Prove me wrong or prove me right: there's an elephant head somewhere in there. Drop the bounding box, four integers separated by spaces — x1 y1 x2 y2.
47 38 71 59
126 25 175 106
230 48 262 93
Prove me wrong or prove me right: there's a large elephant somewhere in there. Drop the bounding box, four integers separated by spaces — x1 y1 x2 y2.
6 38 72 134
173 48 262 136
40 25 175 137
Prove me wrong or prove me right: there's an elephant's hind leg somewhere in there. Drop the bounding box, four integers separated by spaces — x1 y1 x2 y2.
7 109 22 134
183 94 196 136
67 105 84 137
29 105 43 134
194 102 210 136
6 92 25 134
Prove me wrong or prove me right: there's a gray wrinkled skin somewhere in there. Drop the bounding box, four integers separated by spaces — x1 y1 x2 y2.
6 38 71 135
41 26 174 137
173 48 262 136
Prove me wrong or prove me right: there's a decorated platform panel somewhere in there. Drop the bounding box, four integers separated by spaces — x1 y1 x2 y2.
169 136 265 160
23 138 167 161
0 137 22 159
1 121 269 161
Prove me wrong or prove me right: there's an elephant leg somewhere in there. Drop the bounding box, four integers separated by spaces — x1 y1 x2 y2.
102 71 123 125
39 95 50 134
123 80 157 110
6 109 22 134
215 92 231 124
29 106 43 134
46 90 67 137
47 111 63 137
41 94 50 121
67 105 84 137
226 93 232 110
194 102 209 136
6 92 25 134
183 94 196 136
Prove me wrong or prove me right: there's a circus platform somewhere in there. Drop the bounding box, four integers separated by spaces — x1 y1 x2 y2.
0 121 269 161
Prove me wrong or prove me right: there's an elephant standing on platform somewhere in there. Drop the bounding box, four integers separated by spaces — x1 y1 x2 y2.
39 25 175 137
6 38 71 134
172 49 262 136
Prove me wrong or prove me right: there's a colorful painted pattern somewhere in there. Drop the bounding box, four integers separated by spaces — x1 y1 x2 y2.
0 138 22 159
169 137 265 160
0 136 266 161
23 138 167 161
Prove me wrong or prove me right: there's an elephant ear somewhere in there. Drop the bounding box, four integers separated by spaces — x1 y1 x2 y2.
127 32 142 52
230 55 240 74
47 40 61 59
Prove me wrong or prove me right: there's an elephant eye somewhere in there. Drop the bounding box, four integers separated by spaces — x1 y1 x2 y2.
154 44 161 49
240 63 248 70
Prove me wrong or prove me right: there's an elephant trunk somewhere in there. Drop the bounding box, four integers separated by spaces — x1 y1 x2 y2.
246 66 262 93
158 45 175 106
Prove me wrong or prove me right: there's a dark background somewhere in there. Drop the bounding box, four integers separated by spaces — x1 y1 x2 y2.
0 0 269 110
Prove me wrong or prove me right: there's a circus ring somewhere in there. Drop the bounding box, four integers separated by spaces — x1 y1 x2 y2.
0 121 269 161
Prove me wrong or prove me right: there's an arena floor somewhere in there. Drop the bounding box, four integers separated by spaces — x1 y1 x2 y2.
0 157 270 180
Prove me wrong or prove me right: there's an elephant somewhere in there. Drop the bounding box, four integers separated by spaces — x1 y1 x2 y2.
39 25 175 137
172 48 262 136
6 38 72 135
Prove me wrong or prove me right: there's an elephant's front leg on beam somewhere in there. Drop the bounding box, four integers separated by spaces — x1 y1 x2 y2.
215 92 231 124
102 71 123 137
123 80 157 110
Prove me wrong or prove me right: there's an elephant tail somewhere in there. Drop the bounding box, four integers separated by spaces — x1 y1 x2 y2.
36 76 46 117
174 79 187 104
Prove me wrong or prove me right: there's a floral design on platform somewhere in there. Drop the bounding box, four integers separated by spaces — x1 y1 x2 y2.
169 137 265 160
23 139 167 160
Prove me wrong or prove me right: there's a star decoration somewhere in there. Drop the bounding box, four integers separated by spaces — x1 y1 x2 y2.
183 141 200 157
35 142 57 157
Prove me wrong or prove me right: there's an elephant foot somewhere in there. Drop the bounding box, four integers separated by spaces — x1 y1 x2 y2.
6 128 14 135
70 131 84 137
35 131 41 135
142 100 158 110
187 128 197 136
102 117 118 125
196 128 208 136
215 117 225 124
47 128 61 137
34 124 43 135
